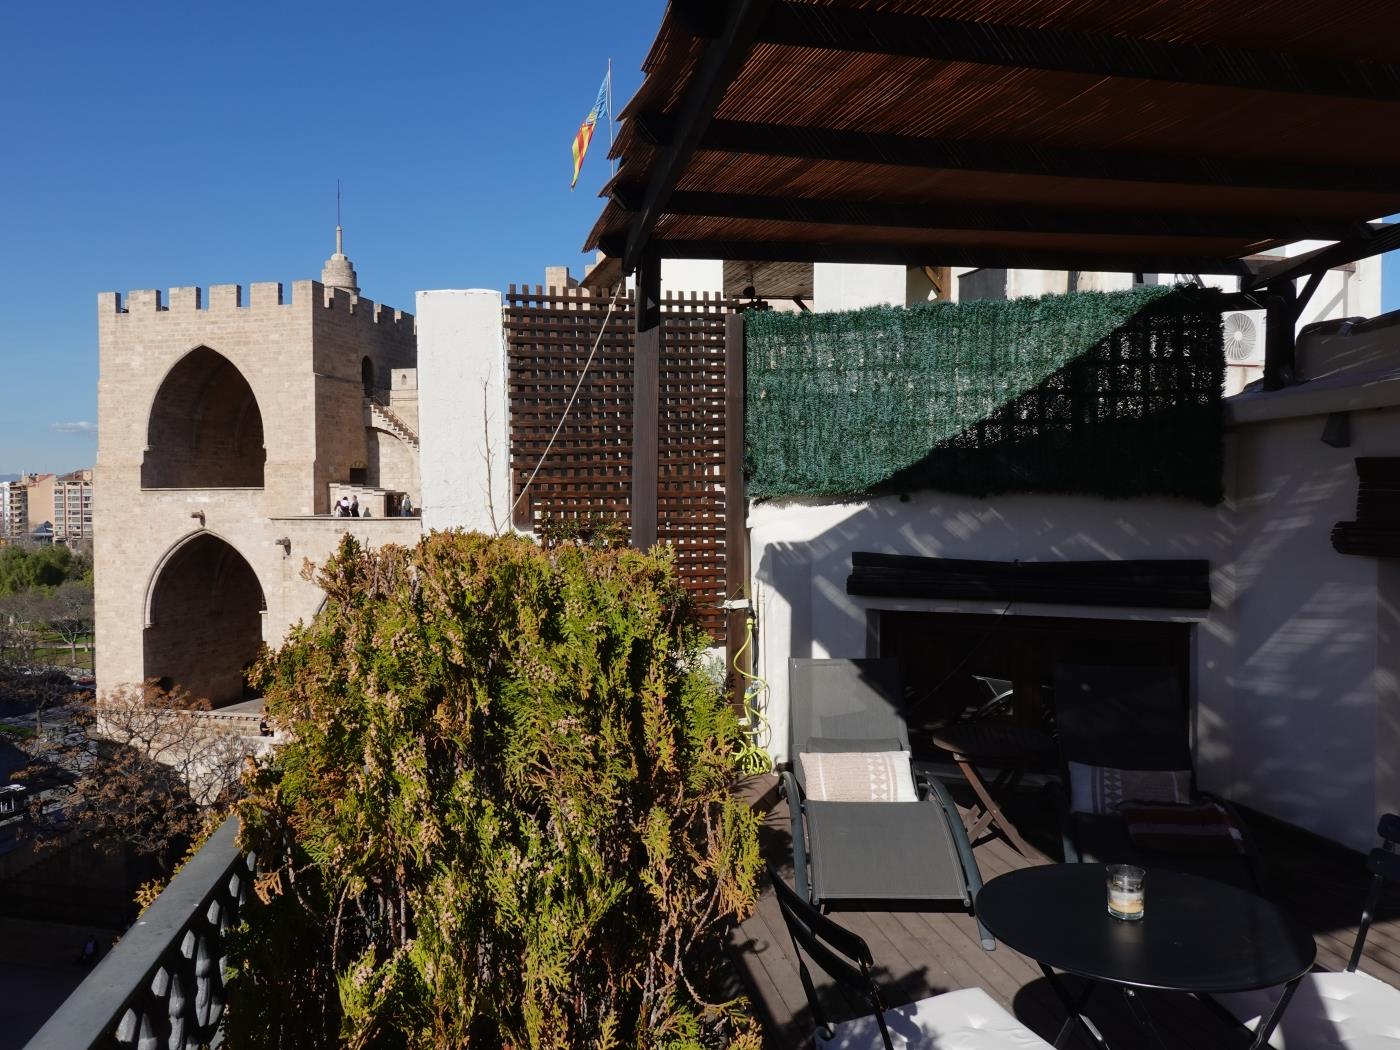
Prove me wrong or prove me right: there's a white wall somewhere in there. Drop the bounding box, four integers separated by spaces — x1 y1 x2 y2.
1194 397 1400 852
415 290 510 534
813 263 907 312
659 258 724 295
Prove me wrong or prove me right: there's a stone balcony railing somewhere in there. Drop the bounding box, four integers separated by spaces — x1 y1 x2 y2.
24 815 254 1050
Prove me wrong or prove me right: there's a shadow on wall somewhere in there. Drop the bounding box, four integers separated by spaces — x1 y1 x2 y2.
1207 449 1379 850
884 320 1222 504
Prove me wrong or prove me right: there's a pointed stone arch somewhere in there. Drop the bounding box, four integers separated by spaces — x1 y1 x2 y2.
143 346 266 488
143 531 266 706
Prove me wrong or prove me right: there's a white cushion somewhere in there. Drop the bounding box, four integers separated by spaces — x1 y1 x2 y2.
799 750 919 802
1216 970 1400 1049
817 986 1053 1049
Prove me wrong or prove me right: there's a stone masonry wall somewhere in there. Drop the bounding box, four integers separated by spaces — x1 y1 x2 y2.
312 286 416 514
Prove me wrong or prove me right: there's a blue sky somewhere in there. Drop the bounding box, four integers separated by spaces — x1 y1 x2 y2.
0 1 658 473
1 2 1397 474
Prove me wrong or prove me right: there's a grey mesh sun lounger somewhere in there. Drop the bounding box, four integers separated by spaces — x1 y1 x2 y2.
781 658 993 949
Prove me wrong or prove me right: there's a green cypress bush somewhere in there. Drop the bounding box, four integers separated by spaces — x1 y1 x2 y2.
226 532 763 1049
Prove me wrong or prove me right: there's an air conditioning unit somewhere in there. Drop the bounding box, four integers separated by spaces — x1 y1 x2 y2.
1223 310 1266 367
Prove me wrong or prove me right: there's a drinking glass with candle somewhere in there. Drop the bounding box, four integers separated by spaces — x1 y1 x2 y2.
1106 864 1146 920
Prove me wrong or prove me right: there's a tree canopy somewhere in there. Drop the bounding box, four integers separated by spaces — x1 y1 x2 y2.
0 544 91 596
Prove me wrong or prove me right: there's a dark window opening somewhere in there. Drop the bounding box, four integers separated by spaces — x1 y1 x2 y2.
878 610 1190 736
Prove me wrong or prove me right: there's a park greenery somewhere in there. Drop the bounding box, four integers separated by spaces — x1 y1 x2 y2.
0 543 91 595
228 532 763 1049
0 545 94 669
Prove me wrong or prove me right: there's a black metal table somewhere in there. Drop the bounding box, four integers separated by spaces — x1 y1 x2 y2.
976 865 1316 1050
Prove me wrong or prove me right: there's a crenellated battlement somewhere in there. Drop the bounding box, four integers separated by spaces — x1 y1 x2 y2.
317 282 414 328
97 280 415 330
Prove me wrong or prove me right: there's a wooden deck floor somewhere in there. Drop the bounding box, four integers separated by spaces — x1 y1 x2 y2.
728 773 1400 1049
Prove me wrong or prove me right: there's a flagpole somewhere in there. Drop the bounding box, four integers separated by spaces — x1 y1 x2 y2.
608 58 616 176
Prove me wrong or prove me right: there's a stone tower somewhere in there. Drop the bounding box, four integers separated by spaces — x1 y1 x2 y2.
321 225 359 295
94 240 422 707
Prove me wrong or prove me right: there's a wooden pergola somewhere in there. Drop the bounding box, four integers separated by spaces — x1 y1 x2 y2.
586 0 1400 548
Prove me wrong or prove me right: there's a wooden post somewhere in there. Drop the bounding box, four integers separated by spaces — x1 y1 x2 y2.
630 248 661 549
724 311 750 701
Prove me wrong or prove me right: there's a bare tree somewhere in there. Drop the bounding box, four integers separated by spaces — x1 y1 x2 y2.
34 580 94 665
0 594 38 666
19 682 248 869
481 378 504 534
0 591 79 732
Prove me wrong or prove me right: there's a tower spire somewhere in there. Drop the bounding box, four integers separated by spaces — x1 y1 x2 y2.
322 179 359 295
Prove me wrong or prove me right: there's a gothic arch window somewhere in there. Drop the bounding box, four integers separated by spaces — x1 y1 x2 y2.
142 347 265 488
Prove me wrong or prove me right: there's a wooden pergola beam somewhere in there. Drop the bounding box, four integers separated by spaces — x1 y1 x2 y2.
621 0 773 274
628 117 1400 197
642 237 1255 277
1243 222 1400 289
637 189 1362 243
674 0 1400 100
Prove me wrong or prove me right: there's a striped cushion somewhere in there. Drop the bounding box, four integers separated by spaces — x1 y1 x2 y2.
799 751 918 802
1068 761 1190 814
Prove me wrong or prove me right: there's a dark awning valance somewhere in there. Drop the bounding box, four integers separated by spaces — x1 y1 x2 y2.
847 552 1211 610
1332 458 1400 557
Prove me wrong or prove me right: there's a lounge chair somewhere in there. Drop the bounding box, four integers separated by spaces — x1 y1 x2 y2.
769 867 1053 1049
1052 663 1256 889
781 658 992 949
1213 813 1400 1049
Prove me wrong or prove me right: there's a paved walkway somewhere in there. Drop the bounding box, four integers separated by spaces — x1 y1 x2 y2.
0 917 121 1049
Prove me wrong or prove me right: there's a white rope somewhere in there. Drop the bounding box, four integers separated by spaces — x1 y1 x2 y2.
510 281 627 517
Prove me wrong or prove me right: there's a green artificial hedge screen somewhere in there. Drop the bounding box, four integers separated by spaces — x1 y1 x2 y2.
744 285 1225 504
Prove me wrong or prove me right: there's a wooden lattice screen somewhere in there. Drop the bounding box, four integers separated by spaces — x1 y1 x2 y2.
505 286 736 641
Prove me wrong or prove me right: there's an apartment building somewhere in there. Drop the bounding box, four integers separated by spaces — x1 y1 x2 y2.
52 469 94 545
0 481 24 540
0 472 57 542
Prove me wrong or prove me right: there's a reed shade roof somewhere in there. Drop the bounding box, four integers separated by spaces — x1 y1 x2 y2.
586 0 1400 276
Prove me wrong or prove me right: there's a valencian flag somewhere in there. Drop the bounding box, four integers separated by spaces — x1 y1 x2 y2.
570 69 610 190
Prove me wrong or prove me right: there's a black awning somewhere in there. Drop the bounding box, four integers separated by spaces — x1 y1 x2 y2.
1333 457 1400 557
